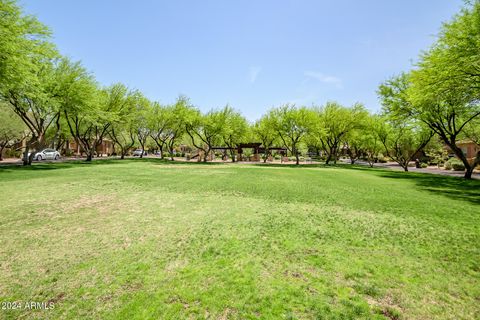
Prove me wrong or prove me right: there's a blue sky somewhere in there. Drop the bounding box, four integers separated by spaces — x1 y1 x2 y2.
22 0 463 120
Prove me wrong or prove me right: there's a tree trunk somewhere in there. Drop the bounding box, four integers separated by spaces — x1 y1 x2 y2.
465 167 473 179
22 148 29 166
86 154 93 162
295 153 300 165
464 151 480 179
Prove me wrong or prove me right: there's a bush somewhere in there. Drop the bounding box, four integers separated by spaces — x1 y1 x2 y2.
452 162 465 171
274 154 281 160
377 155 387 163
299 156 305 161
5 149 21 158
420 162 428 168
444 161 452 170
429 158 444 167
445 158 465 171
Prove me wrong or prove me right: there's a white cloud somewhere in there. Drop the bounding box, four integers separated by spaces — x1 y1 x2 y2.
304 71 342 88
248 66 262 83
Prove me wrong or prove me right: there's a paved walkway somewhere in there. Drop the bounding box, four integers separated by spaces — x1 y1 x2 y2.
345 159 480 180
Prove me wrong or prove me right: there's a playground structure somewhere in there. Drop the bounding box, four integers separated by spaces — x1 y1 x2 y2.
191 143 287 162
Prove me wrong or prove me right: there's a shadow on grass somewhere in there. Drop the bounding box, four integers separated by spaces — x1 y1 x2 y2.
250 161 387 171
374 170 480 206
1 158 478 206
0 157 224 173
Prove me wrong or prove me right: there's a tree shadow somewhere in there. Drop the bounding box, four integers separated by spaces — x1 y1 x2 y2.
0 157 224 173
374 170 480 205
1 158 478 206
0 158 116 172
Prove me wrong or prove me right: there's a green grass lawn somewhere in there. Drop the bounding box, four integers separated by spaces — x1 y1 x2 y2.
0 159 479 319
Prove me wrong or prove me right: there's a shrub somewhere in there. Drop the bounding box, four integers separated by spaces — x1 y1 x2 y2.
377 155 387 163
445 158 465 171
5 149 21 158
274 154 281 160
299 156 305 161
452 162 465 171
444 161 452 170
429 157 445 167
420 162 428 168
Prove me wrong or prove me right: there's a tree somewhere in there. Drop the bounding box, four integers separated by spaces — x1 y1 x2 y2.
343 129 363 165
6 61 62 165
164 96 190 161
55 59 98 162
44 115 72 152
381 2 480 178
377 118 433 172
314 102 368 164
56 60 124 162
185 108 226 162
270 104 313 165
358 115 384 168
380 71 479 178
133 93 152 159
0 102 26 160
149 102 170 159
108 84 136 159
253 114 277 163
221 106 248 162
0 0 58 165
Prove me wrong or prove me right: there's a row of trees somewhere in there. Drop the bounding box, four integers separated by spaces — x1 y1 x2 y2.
378 1 480 179
1 0 479 178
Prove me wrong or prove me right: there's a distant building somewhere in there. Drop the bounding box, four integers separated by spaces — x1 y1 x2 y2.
63 139 114 157
445 140 479 162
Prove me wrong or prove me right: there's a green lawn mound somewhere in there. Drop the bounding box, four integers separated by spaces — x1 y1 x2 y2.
0 160 479 319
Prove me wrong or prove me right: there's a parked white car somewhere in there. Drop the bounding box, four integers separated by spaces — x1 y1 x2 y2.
132 149 147 157
29 149 61 161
